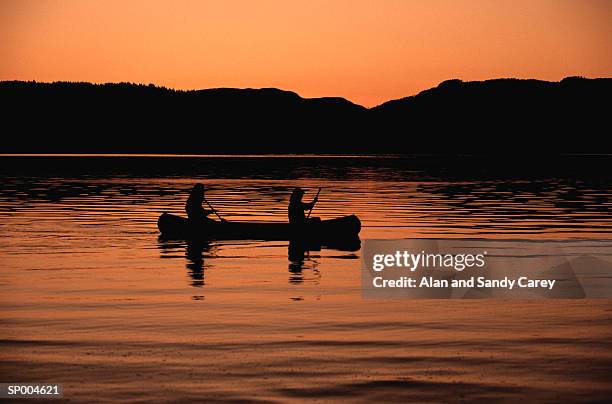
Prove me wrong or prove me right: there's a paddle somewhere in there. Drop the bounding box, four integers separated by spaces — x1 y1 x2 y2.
306 188 322 219
203 196 226 222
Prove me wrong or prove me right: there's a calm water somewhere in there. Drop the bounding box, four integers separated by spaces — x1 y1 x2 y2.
1 155 612 402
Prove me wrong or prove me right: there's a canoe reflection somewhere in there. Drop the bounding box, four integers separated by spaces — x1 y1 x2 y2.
158 238 216 287
288 238 360 284
185 240 215 287
288 241 320 284
158 237 360 287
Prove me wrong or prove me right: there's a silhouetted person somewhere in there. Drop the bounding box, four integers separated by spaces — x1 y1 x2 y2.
186 183 216 223
288 187 319 225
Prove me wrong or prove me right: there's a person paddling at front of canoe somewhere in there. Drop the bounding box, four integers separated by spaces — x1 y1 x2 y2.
186 183 227 223
288 187 321 225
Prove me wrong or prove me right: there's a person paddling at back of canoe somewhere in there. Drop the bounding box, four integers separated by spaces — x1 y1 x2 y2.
288 187 320 225
186 183 217 223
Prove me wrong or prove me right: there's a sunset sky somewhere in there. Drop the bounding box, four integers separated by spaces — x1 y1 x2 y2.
1 0 611 106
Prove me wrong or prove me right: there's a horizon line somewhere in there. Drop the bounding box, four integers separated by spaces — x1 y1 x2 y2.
3 153 612 158
2 75 608 109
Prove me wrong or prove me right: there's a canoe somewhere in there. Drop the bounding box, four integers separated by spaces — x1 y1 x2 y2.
157 212 361 243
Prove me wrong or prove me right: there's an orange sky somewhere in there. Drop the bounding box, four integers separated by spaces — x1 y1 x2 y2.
1 0 611 106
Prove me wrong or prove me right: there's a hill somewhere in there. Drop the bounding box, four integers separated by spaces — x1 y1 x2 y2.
1 77 609 153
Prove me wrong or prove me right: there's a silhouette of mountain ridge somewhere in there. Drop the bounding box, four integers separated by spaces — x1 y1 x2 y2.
1 77 609 153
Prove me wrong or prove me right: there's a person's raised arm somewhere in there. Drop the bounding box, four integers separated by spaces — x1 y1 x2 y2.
302 196 318 211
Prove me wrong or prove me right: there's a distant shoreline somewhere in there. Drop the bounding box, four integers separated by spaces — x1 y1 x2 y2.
4 153 612 157
3 77 610 153
3 153 612 158
0 153 400 158
2 76 610 109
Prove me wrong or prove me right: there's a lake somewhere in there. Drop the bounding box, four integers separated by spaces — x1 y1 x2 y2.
1 155 611 402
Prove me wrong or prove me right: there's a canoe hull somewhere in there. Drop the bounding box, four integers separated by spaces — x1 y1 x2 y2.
157 213 361 244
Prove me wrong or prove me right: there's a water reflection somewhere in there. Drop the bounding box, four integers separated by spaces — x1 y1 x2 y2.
185 240 214 287
158 238 217 287
288 240 361 284
288 241 321 284
4 156 612 403
4 156 612 287
158 237 360 287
